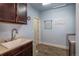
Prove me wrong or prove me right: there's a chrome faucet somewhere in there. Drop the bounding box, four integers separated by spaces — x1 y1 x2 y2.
11 28 18 41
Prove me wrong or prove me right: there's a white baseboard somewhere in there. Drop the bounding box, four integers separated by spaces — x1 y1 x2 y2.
39 42 68 50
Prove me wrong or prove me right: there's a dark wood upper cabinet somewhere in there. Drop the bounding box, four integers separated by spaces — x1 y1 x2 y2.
0 3 16 22
16 3 27 24
0 3 27 24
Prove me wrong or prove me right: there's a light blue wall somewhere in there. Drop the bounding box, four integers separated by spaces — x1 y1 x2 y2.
40 4 75 47
0 4 40 42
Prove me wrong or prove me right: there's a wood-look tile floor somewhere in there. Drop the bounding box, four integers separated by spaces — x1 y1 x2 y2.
36 44 69 56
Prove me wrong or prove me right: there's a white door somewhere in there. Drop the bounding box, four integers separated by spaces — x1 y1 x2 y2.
33 17 41 55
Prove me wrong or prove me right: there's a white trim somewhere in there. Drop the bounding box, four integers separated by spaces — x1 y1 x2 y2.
39 42 69 50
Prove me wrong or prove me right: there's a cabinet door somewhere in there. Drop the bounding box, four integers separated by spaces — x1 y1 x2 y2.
0 3 16 23
16 3 27 24
16 42 33 56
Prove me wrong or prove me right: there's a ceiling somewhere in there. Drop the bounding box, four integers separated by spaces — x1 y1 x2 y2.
29 3 72 11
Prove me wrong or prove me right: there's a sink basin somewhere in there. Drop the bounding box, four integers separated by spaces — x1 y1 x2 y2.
1 38 32 49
